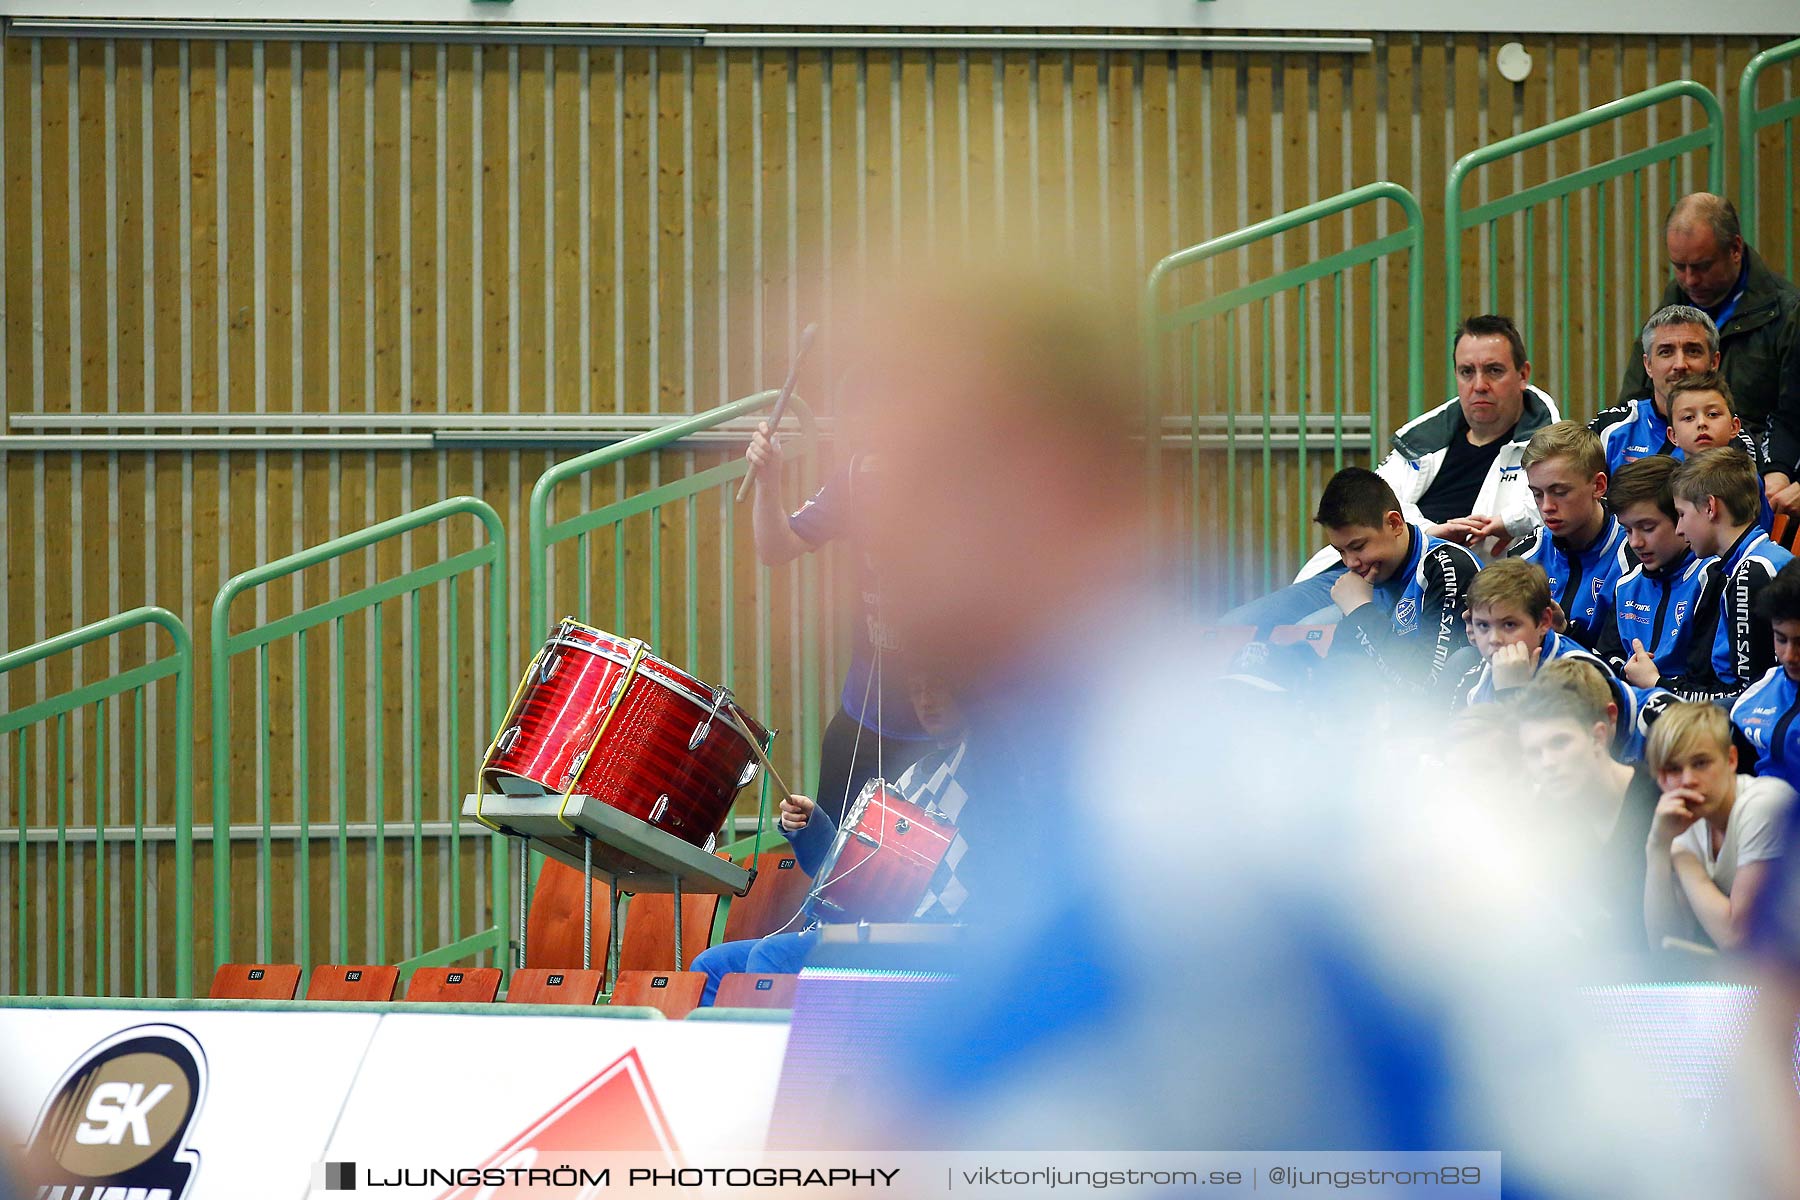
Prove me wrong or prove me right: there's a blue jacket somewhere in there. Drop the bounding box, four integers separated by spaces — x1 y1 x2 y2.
1710 526 1796 688
1334 523 1481 690
1592 396 1679 471
1732 666 1800 795
1659 526 1798 701
1597 550 1713 677
1506 514 1631 651
1455 629 1673 763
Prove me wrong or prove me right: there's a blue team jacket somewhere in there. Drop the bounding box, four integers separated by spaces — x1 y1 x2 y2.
1336 523 1482 689
1609 550 1712 675
1507 515 1630 651
1709 527 1796 686
1592 396 1681 471
1732 666 1800 794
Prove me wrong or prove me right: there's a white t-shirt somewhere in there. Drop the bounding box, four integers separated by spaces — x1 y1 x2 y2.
1672 774 1797 895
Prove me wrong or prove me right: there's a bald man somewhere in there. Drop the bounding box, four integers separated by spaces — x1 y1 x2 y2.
1616 194 1800 513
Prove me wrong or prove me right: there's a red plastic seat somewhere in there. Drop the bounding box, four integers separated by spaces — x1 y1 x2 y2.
208 963 302 1000
525 858 613 970
304 963 400 1002
607 970 707 1019
712 972 799 1010
618 858 730 971
721 850 813 942
403 966 502 1003
505 967 605 1006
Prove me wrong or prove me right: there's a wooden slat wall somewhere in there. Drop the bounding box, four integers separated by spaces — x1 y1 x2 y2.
0 30 1793 992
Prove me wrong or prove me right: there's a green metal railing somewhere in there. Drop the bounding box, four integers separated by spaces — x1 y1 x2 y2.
528 391 826 825
1145 181 1426 609
1740 38 1800 282
1 608 194 998
1446 80 1725 415
209 497 508 975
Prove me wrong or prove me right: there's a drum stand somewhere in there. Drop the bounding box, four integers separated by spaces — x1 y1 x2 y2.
465 791 751 992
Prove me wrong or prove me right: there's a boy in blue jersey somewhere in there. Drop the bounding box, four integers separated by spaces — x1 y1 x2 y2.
1731 562 1800 794
1314 466 1482 692
1456 558 1670 761
1598 455 1712 687
1667 370 1745 457
1666 445 1796 700
1507 422 1629 652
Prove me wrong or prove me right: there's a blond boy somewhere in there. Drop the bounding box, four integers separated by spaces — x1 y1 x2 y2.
1505 422 1629 651
1643 701 1796 951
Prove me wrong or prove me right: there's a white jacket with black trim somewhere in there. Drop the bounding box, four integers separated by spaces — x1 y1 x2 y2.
1298 386 1560 582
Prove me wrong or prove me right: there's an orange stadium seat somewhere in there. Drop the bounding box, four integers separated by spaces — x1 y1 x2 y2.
505 967 605 1006
304 964 401 1002
403 966 501 1004
1270 624 1334 657
525 858 613 971
712 973 799 1011
618 891 721 972
208 963 302 1000
721 851 813 943
608 970 707 1019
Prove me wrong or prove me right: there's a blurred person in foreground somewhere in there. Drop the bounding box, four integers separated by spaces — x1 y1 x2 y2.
745 410 934 827
820 260 1772 1197
1515 660 1660 952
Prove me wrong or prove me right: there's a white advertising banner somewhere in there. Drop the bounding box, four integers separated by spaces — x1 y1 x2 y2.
0 1007 380 1200
318 1015 790 1198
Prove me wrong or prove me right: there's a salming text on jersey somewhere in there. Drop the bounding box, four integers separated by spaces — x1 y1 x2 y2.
1338 523 1482 689
1709 526 1796 686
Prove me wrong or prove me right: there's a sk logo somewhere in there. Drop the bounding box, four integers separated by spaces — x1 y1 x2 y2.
26 1025 207 1200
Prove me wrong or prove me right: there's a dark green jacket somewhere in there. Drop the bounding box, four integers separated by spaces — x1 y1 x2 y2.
1615 244 1800 462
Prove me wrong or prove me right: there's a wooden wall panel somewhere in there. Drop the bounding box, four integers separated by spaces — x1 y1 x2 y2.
2 29 1795 990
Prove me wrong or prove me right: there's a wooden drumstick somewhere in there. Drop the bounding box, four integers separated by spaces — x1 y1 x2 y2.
727 702 797 803
735 322 819 503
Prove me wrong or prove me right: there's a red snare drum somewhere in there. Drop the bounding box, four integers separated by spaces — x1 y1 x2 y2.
483 619 770 847
807 782 956 923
